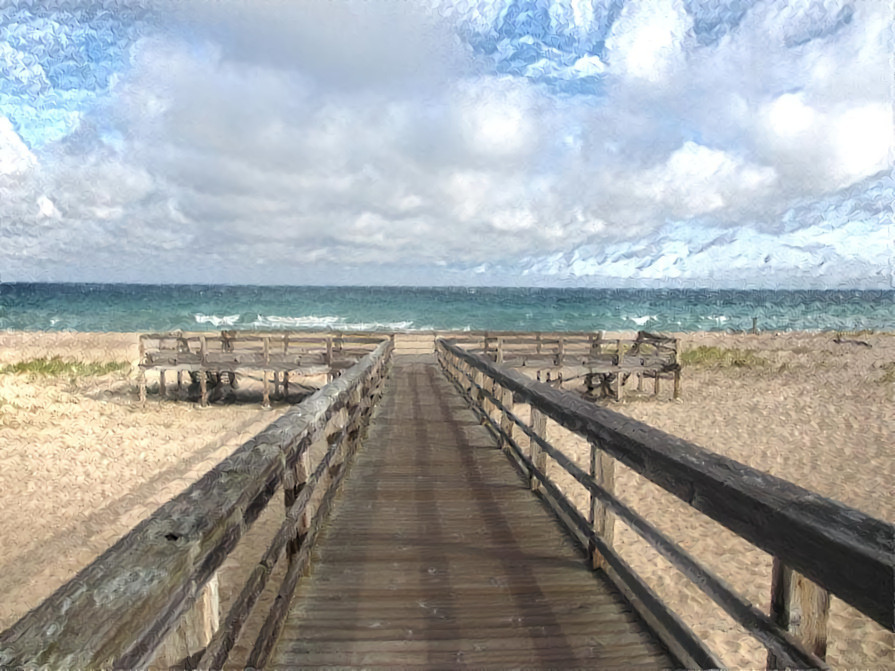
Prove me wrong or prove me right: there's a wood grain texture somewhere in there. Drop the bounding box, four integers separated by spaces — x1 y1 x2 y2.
437 340 894 632
269 356 675 670
438 346 825 669
0 341 393 669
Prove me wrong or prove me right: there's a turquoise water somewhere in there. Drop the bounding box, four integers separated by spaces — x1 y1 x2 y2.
1 284 892 333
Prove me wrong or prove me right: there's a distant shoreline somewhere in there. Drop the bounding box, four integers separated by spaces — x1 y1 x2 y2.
0 280 895 293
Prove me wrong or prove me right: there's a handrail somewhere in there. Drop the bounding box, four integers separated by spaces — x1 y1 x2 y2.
0 339 393 669
139 331 388 356
436 338 893 668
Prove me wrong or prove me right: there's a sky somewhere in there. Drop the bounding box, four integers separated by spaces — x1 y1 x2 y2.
0 0 893 288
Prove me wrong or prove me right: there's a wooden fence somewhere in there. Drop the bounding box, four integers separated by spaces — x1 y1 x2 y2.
383 329 680 401
0 339 393 669
478 330 680 400
139 331 389 406
436 338 893 670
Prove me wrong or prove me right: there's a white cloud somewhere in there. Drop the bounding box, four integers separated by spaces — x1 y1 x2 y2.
1 0 892 287
832 104 894 183
37 196 60 219
0 117 37 175
605 0 692 84
657 142 776 214
766 93 817 137
456 77 538 158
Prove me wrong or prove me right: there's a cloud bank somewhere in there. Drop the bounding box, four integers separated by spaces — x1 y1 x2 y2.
1 0 892 287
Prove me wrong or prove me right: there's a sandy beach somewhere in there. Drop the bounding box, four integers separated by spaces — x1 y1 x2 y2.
545 330 894 669
0 330 892 668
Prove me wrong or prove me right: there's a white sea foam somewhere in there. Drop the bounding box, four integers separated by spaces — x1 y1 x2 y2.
252 315 343 329
251 315 415 331
194 313 241 326
628 315 656 326
342 321 415 331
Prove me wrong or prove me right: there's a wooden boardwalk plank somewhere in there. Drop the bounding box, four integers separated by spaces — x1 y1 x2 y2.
269 355 674 669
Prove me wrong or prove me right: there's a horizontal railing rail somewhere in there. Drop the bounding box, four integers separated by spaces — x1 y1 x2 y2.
479 330 678 363
0 339 393 669
139 331 389 364
436 338 893 670
138 331 391 406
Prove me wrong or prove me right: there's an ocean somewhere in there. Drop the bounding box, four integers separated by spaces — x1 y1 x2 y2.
1 284 893 333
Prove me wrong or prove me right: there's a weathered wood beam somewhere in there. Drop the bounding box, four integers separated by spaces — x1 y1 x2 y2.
443 354 826 670
589 442 615 571
151 573 219 668
0 340 393 669
436 368 721 671
529 408 547 492
767 559 831 669
437 339 894 630
499 386 513 452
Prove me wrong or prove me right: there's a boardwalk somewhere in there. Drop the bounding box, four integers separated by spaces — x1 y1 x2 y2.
2 342 888 669
269 355 674 668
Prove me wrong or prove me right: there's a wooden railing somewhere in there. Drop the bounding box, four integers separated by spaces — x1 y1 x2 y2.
480 329 675 361
437 339 893 670
0 339 393 669
139 331 388 363
138 330 390 406
475 330 680 400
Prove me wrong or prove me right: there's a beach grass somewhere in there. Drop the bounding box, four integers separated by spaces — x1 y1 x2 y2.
836 329 877 337
879 361 895 384
0 357 130 378
680 346 768 368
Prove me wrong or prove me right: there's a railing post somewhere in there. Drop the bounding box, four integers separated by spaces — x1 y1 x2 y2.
286 448 312 561
152 575 220 668
263 337 271 405
673 340 681 399
347 383 363 456
767 559 831 669
199 336 208 407
473 368 485 413
463 361 474 398
261 370 270 409
484 375 494 418
138 338 147 404
529 407 547 491
499 386 513 451
589 442 615 570
159 369 166 399
615 343 625 402
496 337 504 364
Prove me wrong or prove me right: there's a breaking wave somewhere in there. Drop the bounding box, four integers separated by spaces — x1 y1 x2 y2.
252 314 414 331
194 313 241 326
